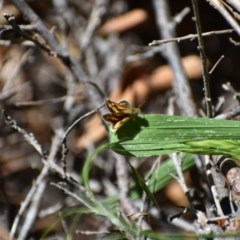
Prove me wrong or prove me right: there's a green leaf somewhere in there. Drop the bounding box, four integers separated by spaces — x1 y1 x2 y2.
147 154 195 192
128 162 159 208
108 114 240 159
82 143 108 189
130 154 195 199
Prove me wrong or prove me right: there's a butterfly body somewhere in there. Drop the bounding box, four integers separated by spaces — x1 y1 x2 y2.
103 99 140 130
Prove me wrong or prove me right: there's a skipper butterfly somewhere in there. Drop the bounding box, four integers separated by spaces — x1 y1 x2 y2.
103 99 141 130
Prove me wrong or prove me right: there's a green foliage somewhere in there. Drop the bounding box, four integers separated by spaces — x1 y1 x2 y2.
130 154 195 200
108 114 240 159
76 114 240 239
128 162 159 207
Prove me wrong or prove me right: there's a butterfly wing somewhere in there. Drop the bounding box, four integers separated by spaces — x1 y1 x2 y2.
104 99 139 130
106 100 132 114
103 114 130 130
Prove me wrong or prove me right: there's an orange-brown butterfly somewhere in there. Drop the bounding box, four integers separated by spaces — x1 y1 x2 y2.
103 99 141 130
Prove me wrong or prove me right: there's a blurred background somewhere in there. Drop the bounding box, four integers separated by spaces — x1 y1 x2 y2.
1 0 240 239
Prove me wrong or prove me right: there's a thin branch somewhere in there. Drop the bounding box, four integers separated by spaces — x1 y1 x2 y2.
149 29 233 46
223 1 240 21
152 0 196 116
216 107 240 119
207 0 240 37
204 156 226 217
3 110 80 239
229 37 240 46
7 94 82 108
10 0 88 81
225 0 240 12
17 177 47 240
3 110 45 156
209 55 224 75
8 0 107 105
3 13 57 56
61 101 105 141
113 152 151 233
80 0 107 51
4 110 50 238
191 0 213 118
0 23 36 31
172 7 191 26
170 153 196 214
51 182 95 213
60 101 105 176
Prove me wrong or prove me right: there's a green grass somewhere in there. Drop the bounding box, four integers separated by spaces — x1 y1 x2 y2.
108 114 240 159
77 114 240 239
